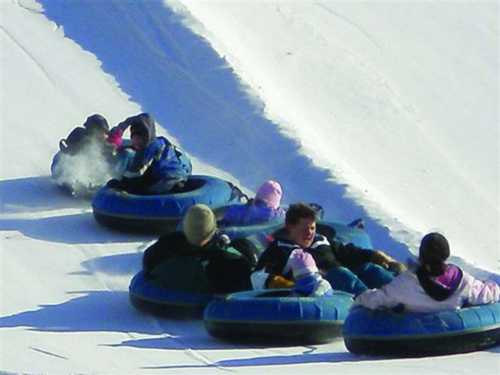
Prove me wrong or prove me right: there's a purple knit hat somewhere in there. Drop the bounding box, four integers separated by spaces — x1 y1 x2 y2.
255 180 283 209
288 249 318 278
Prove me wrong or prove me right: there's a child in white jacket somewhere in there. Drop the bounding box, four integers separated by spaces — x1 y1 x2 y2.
355 233 500 313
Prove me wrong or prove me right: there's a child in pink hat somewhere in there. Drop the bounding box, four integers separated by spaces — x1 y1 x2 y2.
220 180 286 226
255 180 283 210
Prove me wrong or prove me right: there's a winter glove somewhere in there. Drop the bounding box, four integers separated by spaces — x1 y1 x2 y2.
266 275 294 289
371 250 392 266
388 261 407 274
371 250 406 274
370 251 394 267
231 237 259 268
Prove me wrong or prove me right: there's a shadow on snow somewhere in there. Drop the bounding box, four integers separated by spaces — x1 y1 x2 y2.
78 252 143 276
141 349 383 370
0 290 211 350
0 176 87 213
40 0 412 261
0 176 154 244
0 211 153 244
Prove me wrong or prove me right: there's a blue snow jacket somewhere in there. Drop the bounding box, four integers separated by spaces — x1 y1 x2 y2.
113 113 192 194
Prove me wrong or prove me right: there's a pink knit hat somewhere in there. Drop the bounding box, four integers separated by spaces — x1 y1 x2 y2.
255 180 283 209
288 249 318 278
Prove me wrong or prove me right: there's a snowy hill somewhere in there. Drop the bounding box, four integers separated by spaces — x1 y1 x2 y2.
0 0 498 373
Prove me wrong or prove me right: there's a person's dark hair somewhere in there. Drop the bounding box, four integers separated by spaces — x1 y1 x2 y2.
130 126 148 138
83 114 109 135
130 113 156 140
285 202 317 226
419 232 450 276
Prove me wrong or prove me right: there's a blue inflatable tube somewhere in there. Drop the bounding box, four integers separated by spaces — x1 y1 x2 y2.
204 289 354 344
92 175 245 233
129 270 213 318
218 219 284 241
343 304 500 356
316 221 373 249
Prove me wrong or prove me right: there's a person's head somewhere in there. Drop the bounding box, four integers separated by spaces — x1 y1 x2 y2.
130 113 156 150
285 203 317 249
83 114 109 139
255 180 283 209
419 232 450 276
183 204 217 247
130 128 148 150
288 249 318 279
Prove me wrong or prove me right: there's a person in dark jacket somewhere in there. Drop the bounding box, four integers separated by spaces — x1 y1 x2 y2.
53 114 125 194
142 204 255 294
106 113 192 195
251 202 405 295
59 114 115 158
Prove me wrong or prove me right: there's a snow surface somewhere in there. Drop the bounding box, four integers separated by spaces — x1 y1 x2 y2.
0 0 498 373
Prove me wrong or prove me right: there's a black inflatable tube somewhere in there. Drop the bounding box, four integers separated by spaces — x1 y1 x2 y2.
204 289 353 345
205 320 343 345
129 292 207 319
129 271 213 319
343 304 500 357
345 326 500 357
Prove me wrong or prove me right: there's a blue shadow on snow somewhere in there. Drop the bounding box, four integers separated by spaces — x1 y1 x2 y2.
0 176 154 244
0 212 153 244
0 290 266 350
0 176 87 213
141 350 387 370
40 0 411 260
78 252 143 276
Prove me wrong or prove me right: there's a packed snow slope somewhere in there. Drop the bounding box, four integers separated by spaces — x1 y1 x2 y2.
170 0 499 273
0 0 498 374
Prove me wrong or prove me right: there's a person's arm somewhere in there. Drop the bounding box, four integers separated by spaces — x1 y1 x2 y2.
331 241 375 269
354 278 402 310
123 139 165 179
370 250 407 273
332 240 406 273
309 238 339 272
465 273 500 305
111 140 165 194
107 121 130 148
230 237 259 268
219 205 245 226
